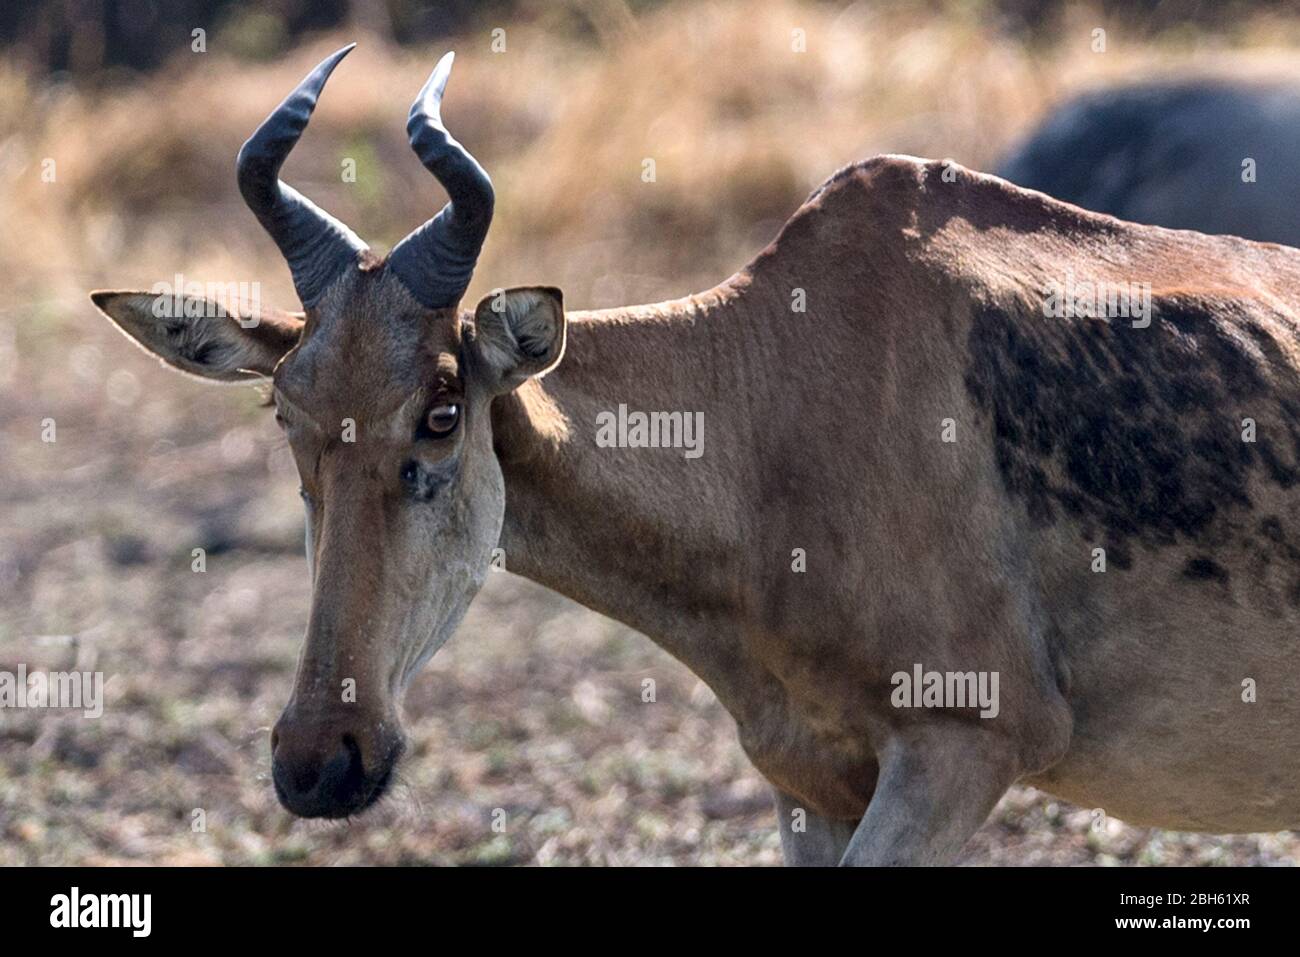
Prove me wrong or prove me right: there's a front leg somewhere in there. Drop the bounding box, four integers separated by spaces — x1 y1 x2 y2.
838 723 1020 866
772 788 859 866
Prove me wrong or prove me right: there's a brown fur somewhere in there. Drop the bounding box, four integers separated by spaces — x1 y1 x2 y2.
494 157 1300 836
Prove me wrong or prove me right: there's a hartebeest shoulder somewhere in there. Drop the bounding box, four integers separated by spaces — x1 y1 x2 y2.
799 157 1300 612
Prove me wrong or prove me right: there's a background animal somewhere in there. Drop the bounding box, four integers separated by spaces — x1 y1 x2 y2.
998 79 1300 245
7 0 1300 865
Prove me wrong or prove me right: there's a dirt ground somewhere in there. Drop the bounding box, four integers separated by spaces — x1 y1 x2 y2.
4 1 1300 864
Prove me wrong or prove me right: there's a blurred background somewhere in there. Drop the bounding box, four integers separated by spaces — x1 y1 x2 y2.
4 0 1300 865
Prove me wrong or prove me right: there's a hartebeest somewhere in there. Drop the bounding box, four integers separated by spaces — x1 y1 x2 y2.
1000 79 1300 245
92 46 1300 865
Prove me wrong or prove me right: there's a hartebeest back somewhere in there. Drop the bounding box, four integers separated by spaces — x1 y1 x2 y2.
93 45 1300 864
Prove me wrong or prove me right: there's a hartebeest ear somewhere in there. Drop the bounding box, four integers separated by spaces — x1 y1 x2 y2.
470 286 566 393
89 291 304 382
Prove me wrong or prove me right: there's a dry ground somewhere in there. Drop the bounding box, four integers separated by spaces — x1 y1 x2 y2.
4 0 1300 864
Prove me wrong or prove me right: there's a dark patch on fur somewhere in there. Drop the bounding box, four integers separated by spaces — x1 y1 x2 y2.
400 458 453 503
1252 516 1300 609
964 299 1300 567
1106 542 1132 570
1259 516 1300 557
1182 556 1230 585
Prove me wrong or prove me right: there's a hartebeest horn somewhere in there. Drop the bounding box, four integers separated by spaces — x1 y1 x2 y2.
387 52 495 309
236 43 367 308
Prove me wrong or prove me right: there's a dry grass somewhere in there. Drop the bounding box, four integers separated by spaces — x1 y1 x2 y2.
4 0 1300 865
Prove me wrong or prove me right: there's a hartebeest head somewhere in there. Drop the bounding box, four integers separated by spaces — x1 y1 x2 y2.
90 45 566 818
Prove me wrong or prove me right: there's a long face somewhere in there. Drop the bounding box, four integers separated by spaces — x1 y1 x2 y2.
90 45 566 818
268 275 509 818
92 276 565 818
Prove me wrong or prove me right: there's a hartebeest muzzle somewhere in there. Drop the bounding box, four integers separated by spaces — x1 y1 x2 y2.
270 706 405 819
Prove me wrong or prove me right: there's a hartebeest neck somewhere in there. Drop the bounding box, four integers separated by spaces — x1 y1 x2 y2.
491 275 769 691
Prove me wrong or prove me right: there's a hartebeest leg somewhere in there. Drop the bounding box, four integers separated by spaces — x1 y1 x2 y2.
772 788 859 866
838 725 1019 866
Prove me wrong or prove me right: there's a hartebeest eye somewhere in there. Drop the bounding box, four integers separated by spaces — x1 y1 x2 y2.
423 403 460 437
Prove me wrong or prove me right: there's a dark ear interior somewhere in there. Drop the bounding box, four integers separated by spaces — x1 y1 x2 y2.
471 286 566 392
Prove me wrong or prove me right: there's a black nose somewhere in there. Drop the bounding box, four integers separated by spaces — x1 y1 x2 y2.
271 722 401 819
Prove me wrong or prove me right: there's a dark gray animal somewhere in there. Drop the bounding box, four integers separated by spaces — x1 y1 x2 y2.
999 80 1300 246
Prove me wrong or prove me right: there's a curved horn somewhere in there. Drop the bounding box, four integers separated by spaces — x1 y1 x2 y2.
387 52 495 309
236 43 367 308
